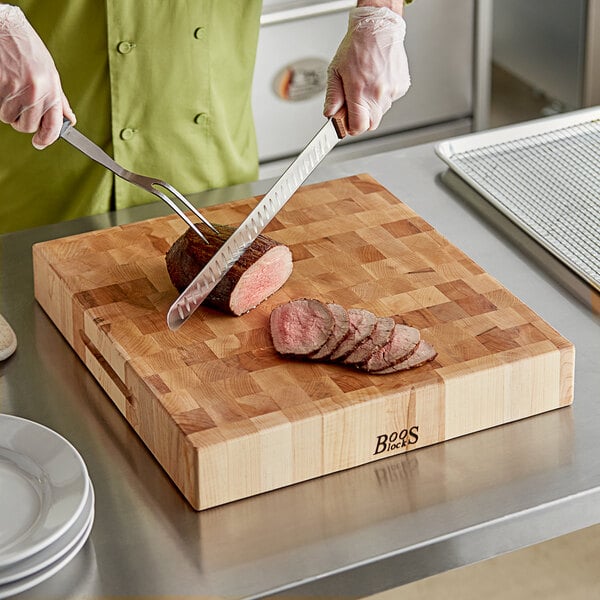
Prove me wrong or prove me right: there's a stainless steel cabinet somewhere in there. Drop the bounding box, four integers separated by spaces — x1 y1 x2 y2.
493 0 600 110
252 0 486 165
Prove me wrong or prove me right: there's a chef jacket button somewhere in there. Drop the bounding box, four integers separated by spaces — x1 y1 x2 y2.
193 27 206 40
194 113 208 125
117 41 136 54
120 128 136 140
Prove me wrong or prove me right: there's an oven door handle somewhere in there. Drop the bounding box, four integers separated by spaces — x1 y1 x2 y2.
260 0 355 25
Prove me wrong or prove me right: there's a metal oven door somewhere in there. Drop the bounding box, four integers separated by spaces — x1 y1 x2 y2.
253 0 476 163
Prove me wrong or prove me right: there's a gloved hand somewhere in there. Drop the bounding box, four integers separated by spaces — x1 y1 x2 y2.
0 4 75 149
324 7 410 135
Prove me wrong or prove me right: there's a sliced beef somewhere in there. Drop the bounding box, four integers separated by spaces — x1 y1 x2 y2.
361 324 420 372
270 298 334 356
166 223 293 316
370 340 437 374
329 308 377 361
268 299 436 376
343 316 395 365
309 303 350 360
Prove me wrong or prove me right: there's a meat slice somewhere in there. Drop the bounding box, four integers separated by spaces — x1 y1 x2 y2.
370 340 437 374
269 299 437 376
343 316 395 365
166 223 293 316
329 308 377 361
361 324 420 372
270 298 334 356
309 303 350 360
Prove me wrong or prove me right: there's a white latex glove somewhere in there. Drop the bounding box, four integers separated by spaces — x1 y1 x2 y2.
324 7 410 135
0 4 75 149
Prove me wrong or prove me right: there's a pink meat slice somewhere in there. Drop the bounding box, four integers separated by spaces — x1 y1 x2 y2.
329 308 377 361
270 298 334 356
309 303 350 360
361 324 420 372
230 245 293 316
343 316 396 365
370 340 437 374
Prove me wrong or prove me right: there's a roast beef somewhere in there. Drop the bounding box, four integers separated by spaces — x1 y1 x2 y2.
270 298 334 356
269 298 436 376
309 303 350 360
329 308 377 361
370 340 438 374
361 324 420 372
166 223 293 316
343 316 395 365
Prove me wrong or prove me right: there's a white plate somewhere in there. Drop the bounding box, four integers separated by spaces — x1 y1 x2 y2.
0 480 94 585
0 415 89 568
0 499 94 599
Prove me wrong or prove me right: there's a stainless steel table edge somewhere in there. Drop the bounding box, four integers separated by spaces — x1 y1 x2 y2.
1 141 599 599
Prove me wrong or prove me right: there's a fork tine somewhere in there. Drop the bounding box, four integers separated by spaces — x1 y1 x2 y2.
157 182 219 234
150 188 209 243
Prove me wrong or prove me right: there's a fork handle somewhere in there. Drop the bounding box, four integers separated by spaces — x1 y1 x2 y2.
60 118 127 179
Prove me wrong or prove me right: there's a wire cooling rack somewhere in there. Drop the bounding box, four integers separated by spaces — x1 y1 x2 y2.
436 108 600 292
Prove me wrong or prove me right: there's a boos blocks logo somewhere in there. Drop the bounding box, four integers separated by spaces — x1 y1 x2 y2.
373 426 419 455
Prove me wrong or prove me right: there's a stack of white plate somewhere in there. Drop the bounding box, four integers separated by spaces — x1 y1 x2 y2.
0 415 95 598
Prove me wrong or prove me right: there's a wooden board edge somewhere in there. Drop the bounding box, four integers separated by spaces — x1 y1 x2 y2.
74 328 574 511
32 245 74 347
559 341 576 408
188 343 570 509
63 320 200 507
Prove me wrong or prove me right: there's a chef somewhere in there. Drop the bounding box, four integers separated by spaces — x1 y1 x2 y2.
0 0 411 234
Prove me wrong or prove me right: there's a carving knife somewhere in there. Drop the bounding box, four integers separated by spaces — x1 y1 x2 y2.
167 108 348 330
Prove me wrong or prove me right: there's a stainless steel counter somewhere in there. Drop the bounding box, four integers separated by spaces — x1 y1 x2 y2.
1 141 599 599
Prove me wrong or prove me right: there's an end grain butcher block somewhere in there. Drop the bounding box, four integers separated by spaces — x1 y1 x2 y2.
32 174 574 510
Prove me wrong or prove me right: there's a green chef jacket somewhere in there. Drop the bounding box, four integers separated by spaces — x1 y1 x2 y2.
0 1 262 233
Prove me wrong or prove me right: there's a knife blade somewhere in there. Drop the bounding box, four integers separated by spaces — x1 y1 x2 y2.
167 108 348 330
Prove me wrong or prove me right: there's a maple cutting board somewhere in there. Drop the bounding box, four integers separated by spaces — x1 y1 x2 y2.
33 174 574 510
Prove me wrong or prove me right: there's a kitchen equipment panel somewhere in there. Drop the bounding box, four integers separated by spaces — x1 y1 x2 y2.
253 0 477 162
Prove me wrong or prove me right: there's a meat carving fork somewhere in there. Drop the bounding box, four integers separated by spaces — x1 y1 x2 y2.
59 119 216 242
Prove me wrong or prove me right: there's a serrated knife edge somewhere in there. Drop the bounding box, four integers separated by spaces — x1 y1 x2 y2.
167 112 347 330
